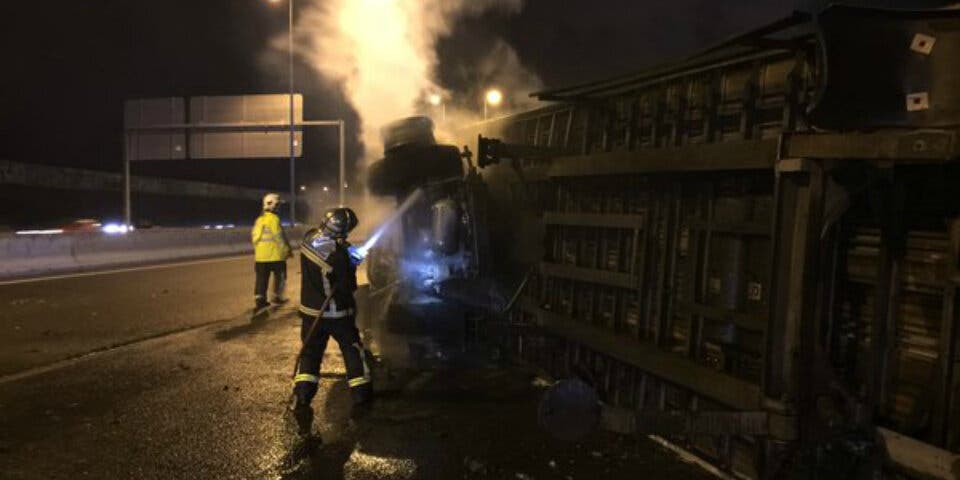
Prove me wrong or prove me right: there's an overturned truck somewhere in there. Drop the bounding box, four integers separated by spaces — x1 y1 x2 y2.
369 5 960 479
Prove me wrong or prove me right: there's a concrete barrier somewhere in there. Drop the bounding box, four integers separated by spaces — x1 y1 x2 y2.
0 226 306 280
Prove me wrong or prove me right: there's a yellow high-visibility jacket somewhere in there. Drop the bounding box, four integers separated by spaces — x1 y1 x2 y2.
251 211 290 262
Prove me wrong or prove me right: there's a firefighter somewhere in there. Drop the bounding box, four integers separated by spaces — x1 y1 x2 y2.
292 207 372 437
251 193 291 315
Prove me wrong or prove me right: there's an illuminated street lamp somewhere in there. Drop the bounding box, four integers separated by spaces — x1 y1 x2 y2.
483 88 502 120
427 93 446 122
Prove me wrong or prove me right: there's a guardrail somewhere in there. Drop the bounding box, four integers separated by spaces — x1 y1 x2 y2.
0 226 306 280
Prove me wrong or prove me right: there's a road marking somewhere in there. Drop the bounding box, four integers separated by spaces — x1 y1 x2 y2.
0 306 299 385
0 255 253 285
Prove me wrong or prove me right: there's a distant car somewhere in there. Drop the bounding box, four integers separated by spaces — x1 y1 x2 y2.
60 219 101 233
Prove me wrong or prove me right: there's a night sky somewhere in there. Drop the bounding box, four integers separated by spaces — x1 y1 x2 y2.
2 0 953 191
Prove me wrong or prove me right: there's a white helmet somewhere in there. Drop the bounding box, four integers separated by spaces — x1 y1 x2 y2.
262 193 281 212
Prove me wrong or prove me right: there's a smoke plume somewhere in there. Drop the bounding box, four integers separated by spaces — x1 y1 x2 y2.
268 0 539 234
277 0 530 162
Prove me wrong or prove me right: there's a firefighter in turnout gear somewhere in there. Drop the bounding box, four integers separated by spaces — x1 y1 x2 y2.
292 207 372 436
251 193 291 314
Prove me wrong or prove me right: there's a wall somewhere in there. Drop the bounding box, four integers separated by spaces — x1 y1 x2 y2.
0 226 305 280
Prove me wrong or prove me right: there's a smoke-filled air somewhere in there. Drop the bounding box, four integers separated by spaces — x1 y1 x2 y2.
273 0 540 160
269 0 540 232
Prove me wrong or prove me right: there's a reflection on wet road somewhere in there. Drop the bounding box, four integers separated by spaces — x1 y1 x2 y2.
0 262 710 479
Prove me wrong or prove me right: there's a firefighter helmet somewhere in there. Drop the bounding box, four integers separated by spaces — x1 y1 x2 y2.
319 207 358 238
262 193 281 212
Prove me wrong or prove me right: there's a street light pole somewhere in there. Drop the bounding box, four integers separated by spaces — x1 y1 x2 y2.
287 0 296 224
123 131 131 226
339 119 345 207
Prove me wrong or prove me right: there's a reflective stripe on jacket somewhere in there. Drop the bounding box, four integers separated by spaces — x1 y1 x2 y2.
299 229 357 318
252 211 290 262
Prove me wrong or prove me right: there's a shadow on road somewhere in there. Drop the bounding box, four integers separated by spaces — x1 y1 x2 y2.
214 307 297 341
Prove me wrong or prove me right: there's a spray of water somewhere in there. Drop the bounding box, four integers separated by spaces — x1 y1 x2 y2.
355 188 424 258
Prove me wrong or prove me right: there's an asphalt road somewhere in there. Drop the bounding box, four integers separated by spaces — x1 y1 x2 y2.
0 256 712 479
0 255 290 377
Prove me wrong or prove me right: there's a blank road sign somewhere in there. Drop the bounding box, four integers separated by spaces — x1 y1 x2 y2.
190 94 302 124
124 97 186 161
189 130 302 159
189 94 303 159
125 94 304 160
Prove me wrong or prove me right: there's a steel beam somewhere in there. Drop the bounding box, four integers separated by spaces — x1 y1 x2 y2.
531 306 762 411
542 212 645 229
878 427 960 480
936 218 960 450
548 139 778 177
783 129 959 163
765 159 825 426
539 262 637 290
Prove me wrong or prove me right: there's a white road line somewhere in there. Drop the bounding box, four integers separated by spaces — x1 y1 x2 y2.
0 255 253 286
0 306 300 385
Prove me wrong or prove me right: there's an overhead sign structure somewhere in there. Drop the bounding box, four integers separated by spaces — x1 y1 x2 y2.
124 98 187 161
122 94 345 226
188 94 303 159
124 94 303 161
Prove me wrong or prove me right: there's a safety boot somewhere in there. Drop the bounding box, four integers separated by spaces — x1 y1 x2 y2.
254 301 270 314
292 402 313 437
349 383 374 421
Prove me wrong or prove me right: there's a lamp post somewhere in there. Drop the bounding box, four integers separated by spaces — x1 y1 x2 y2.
484 88 502 120
270 0 297 224
270 0 347 210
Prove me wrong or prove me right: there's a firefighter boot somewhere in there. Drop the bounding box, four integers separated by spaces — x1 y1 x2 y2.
349 383 374 421
292 402 313 437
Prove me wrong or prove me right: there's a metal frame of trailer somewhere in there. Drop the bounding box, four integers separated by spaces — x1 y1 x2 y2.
462 7 960 479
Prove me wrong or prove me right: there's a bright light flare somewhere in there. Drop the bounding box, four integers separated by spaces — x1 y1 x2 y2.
101 223 132 235
427 93 442 106
485 89 503 106
15 229 64 235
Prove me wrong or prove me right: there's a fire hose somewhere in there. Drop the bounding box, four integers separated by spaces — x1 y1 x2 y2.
289 293 335 381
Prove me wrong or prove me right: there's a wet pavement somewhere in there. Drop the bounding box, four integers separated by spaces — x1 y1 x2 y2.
0 257 713 479
0 255 282 376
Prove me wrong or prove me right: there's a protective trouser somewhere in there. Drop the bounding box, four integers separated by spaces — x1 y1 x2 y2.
254 261 287 306
292 313 372 410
